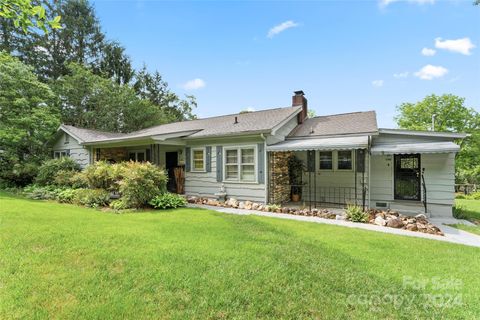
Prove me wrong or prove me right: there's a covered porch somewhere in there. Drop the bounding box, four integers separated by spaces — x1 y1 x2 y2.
88 140 186 193
266 135 370 210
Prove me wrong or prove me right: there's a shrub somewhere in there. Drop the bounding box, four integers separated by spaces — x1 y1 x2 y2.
57 188 77 203
23 185 63 200
0 159 39 187
346 205 369 223
118 162 167 208
109 199 130 211
149 193 187 209
73 188 110 208
36 158 81 186
83 161 120 191
69 172 89 189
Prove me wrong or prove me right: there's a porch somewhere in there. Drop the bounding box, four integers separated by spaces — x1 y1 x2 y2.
266 136 369 210
90 143 186 193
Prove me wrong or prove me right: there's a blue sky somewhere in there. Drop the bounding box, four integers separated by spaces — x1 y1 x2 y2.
93 0 480 127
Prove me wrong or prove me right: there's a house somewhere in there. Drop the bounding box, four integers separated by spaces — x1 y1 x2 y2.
51 91 466 218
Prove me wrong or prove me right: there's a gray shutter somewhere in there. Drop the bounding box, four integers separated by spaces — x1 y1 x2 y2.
257 143 265 184
206 146 212 172
216 146 223 182
307 150 316 172
185 147 191 172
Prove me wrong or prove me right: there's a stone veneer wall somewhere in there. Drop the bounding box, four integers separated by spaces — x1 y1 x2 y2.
268 151 293 204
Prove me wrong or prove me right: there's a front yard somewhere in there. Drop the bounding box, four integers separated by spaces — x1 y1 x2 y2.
1 192 479 319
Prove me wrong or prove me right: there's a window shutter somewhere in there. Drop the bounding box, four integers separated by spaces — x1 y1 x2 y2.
356 149 365 172
205 146 212 172
185 147 191 172
307 150 316 172
216 146 223 182
257 143 265 184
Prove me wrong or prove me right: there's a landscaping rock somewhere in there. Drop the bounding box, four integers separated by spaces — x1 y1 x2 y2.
374 216 387 226
386 218 404 228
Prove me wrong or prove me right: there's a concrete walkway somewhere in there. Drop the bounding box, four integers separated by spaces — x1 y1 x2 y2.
188 204 480 248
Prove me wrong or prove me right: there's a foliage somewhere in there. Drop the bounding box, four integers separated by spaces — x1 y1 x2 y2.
345 205 368 223
82 160 120 191
73 188 110 208
266 204 281 212
0 53 59 186
2 192 480 319
395 94 480 184
109 199 129 211
56 187 76 203
0 0 61 33
133 65 197 122
53 63 172 133
23 184 63 200
118 161 168 209
95 40 134 85
35 157 80 186
149 193 187 210
456 191 480 200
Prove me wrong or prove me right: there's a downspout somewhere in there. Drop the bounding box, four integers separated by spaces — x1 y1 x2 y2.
261 133 268 204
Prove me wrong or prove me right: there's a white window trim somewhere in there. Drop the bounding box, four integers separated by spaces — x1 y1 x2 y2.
64 134 70 144
318 150 334 171
223 145 257 183
336 150 354 171
129 149 146 162
191 147 206 172
54 150 68 158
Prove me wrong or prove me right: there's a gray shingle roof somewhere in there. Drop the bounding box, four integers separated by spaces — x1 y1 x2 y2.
61 125 126 143
61 106 302 143
288 111 378 137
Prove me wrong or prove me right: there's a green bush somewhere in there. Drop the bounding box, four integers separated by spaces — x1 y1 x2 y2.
23 185 63 200
57 188 77 203
118 162 167 208
456 191 480 200
36 158 81 186
83 161 120 191
346 205 369 223
149 193 187 209
73 188 110 208
0 159 39 187
109 199 130 211
69 172 89 189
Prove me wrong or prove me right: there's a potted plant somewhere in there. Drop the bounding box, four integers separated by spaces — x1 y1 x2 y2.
288 155 304 202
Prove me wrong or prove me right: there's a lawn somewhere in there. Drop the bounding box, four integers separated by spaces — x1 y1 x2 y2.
454 199 480 224
450 224 480 236
1 192 480 319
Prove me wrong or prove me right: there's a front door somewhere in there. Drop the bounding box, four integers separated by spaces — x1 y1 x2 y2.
394 154 421 201
165 152 178 192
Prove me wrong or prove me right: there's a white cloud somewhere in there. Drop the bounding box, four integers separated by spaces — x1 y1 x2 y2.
379 0 434 7
372 80 384 87
182 78 206 90
414 64 448 80
267 20 299 38
435 37 475 55
421 47 436 56
393 71 409 79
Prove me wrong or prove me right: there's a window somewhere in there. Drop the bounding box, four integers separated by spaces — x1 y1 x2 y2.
64 134 70 144
54 150 68 158
191 148 205 172
128 150 146 162
319 151 333 170
337 150 353 170
224 147 256 182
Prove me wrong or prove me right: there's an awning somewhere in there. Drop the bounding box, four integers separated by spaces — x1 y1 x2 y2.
371 142 460 155
266 135 368 152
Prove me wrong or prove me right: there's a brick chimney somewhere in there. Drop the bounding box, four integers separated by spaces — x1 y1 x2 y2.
292 90 308 123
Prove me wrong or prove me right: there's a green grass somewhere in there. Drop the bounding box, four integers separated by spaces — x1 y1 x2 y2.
454 199 480 224
1 192 480 319
449 224 480 236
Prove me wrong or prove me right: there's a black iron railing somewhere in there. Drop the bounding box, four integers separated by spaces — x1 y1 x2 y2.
421 168 427 213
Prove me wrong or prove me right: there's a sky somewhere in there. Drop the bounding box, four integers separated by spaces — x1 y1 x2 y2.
92 0 480 128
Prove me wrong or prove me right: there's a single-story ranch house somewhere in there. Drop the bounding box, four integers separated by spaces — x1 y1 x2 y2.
51 91 466 218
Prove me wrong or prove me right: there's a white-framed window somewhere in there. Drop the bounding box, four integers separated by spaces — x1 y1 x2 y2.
129 150 146 162
224 146 256 182
54 150 68 159
337 150 353 170
319 151 333 170
64 134 70 144
191 147 206 172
